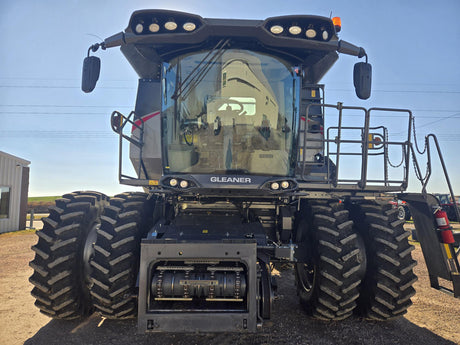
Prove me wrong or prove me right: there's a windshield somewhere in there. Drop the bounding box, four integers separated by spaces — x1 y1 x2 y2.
162 49 298 176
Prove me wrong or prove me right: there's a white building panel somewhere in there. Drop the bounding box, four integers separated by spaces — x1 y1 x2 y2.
0 151 30 233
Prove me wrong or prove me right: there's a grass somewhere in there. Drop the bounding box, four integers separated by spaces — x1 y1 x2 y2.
28 196 60 214
28 196 60 203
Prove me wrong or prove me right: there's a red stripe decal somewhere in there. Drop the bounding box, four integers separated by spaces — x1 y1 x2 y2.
132 111 160 132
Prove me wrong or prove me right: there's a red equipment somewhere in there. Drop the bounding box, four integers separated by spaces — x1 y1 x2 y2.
435 208 455 244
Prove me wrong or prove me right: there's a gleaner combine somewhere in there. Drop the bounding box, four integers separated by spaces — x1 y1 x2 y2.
30 10 460 332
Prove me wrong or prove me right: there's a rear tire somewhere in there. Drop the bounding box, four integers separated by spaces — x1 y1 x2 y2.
347 201 418 320
294 199 365 320
29 191 108 319
89 192 155 319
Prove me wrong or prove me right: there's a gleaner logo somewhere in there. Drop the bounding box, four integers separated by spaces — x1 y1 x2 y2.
210 177 252 183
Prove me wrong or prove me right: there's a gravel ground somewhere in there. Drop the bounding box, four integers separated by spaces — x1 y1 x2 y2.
0 227 459 345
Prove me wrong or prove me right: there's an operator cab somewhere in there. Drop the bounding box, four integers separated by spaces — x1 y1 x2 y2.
82 10 372 194
162 49 299 177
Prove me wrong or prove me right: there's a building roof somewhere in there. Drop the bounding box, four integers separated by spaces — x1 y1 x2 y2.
0 151 31 166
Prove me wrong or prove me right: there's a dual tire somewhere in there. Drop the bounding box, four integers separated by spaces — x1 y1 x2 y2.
295 199 417 320
295 199 364 320
348 201 418 320
29 192 108 319
29 191 153 320
89 192 154 319
31 193 416 322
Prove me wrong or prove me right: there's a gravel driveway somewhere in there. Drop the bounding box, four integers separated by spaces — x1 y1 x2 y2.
0 228 458 345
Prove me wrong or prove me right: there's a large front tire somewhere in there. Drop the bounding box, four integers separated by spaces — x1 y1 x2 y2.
347 201 418 320
29 191 108 319
294 199 365 320
89 192 155 319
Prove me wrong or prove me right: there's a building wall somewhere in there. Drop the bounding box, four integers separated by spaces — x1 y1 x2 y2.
0 152 30 233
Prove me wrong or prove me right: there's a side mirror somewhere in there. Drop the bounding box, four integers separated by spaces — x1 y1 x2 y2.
353 62 372 100
82 56 100 93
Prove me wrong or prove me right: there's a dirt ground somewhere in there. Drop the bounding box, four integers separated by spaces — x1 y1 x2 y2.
0 226 459 345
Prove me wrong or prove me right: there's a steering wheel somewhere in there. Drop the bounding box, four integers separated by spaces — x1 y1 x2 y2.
214 98 244 115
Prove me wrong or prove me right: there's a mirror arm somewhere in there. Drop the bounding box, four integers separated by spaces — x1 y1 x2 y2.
87 42 106 57
337 40 367 59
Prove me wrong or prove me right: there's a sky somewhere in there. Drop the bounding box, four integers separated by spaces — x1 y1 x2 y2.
1 0 459 197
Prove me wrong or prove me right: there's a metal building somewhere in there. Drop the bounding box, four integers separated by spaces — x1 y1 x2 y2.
0 151 30 233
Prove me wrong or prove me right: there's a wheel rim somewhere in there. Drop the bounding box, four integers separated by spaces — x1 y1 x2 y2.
296 262 316 294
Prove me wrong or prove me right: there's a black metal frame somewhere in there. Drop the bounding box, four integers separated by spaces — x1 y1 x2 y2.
401 193 460 297
297 103 412 192
137 241 260 332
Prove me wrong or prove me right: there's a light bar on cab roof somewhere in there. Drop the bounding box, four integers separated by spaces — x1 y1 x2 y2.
129 10 203 35
265 15 337 42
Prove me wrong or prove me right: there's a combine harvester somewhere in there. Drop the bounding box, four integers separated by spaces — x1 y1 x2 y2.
30 10 459 332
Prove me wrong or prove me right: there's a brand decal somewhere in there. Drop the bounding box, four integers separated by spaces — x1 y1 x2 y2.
210 176 252 183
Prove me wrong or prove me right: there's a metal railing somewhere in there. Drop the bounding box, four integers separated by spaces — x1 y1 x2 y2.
110 110 152 186
297 103 412 192
297 102 458 204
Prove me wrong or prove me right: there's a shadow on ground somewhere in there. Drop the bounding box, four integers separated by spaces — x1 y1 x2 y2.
25 269 456 345
24 314 456 345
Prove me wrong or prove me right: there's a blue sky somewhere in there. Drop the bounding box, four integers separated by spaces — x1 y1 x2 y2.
1 0 459 197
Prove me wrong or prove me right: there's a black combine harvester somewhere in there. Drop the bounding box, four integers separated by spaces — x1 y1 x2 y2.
30 10 460 332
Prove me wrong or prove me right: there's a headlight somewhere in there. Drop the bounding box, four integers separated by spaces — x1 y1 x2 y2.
270 25 284 34
264 15 335 42
169 178 178 187
271 182 280 190
183 22 196 31
288 25 301 35
306 29 316 38
135 23 144 34
164 21 177 31
180 180 189 188
149 23 160 33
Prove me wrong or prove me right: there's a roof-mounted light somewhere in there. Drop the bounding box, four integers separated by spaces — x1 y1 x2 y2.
332 17 341 32
288 25 301 35
149 23 160 33
128 11 202 36
164 20 177 31
270 25 284 34
183 22 196 31
135 23 144 34
264 15 335 42
306 28 316 38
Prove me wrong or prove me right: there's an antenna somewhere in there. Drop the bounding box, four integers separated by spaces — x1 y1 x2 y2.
86 33 104 41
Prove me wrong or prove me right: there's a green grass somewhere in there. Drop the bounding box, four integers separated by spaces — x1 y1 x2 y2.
28 196 60 203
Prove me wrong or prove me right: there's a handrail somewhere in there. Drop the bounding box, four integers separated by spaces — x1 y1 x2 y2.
425 134 460 221
111 110 150 184
298 103 410 191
